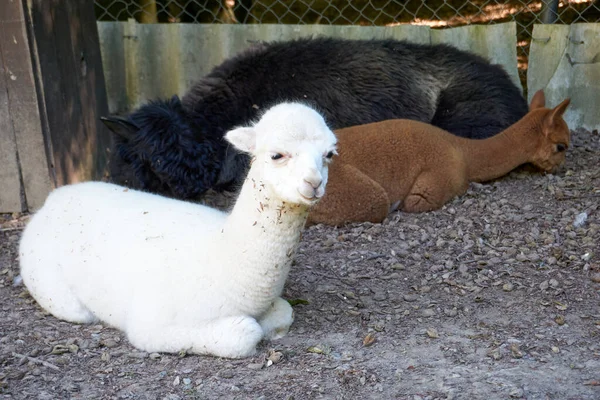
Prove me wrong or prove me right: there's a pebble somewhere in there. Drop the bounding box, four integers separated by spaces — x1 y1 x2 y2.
183 378 191 385
509 388 524 398
444 308 458 317
373 291 387 301
149 353 161 360
421 309 436 317
127 351 147 359
502 283 514 292
590 273 600 283
100 339 119 348
217 369 234 379
403 294 418 302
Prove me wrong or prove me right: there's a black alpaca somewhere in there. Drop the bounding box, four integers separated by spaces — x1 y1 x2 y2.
103 37 529 200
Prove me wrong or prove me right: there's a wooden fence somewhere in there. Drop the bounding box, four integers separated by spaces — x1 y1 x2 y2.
97 21 522 114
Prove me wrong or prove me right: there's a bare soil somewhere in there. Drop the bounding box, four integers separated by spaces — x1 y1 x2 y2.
1 129 599 400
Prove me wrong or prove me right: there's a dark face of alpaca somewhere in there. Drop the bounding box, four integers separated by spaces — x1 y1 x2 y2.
101 96 230 200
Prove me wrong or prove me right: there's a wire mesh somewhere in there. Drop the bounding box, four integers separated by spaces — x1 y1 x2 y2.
94 1 600 88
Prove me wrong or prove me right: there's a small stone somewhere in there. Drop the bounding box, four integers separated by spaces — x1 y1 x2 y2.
444 308 458 317
502 283 514 292
509 388 524 398
247 362 264 370
421 309 436 317
182 378 191 385
555 315 566 325
373 291 387 301
100 352 110 362
127 351 148 359
173 376 180 386
217 369 234 379
149 353 161 360
552 346 560 353
391 263 405 270
100 339 119 348
426 328 439 338
539 281 549 291
549 279 559 288
590 273 600 283
403 294 418 302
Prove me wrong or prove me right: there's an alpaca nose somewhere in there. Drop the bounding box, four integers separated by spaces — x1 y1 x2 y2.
304 175 322 189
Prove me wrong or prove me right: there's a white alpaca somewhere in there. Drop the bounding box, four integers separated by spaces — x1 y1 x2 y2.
19 102 338 359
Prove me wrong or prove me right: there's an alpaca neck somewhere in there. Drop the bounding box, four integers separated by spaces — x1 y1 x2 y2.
220 163 310 302
457 113 543 183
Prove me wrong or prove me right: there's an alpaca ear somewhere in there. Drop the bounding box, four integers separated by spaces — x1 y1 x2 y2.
101 116 138 142
225 127 256 153
550 98 571 120
543 98 571 134
529 89 546 111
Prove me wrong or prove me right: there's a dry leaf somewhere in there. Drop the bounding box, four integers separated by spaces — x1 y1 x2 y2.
267 350 283 365
554 301 568 311
362 332 376 347
510 343 523 358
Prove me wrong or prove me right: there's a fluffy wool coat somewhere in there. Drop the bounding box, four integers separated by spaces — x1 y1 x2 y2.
103 36 528 200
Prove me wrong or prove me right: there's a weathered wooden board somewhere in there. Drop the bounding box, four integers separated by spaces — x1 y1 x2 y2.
98 22 520 114
0 0 52 212
528 23 600 132
27 0 112 188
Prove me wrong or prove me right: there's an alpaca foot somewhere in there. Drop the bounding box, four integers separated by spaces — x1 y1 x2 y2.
402 193 438 213
258 297 294 340
126 315 264 359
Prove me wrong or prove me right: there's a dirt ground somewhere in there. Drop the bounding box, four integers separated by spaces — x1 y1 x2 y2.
1 128 599 400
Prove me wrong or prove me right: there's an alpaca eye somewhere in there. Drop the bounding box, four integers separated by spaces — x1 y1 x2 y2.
271 153 284 160
556 143 567 152
326 151 335 159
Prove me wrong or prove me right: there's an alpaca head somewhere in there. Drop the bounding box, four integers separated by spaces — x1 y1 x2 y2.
101 96 243 199
225 103 338 206
527 90 571 173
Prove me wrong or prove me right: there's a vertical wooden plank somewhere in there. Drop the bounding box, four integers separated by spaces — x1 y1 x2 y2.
97 21 127 114
529 23 600 132
63 0 112 180
0 43 22 212
527 24 570 101
27 0 112 186
0 0 53 212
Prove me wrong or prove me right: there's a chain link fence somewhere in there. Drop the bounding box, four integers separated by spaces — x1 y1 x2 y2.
94 1 600 86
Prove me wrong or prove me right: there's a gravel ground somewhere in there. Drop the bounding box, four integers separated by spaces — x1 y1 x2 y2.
1 129 599 400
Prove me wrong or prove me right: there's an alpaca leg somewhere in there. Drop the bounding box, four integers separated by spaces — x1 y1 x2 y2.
258 297 294 340
308 163 390 226
402 172 462 213
126 315 264 358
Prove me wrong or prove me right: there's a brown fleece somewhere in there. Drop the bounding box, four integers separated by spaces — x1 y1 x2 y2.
308 90 571 226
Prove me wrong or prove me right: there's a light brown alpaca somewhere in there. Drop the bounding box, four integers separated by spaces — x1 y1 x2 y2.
308 90 571 226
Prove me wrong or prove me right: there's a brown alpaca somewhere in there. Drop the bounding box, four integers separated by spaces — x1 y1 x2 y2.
308 90 571 226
